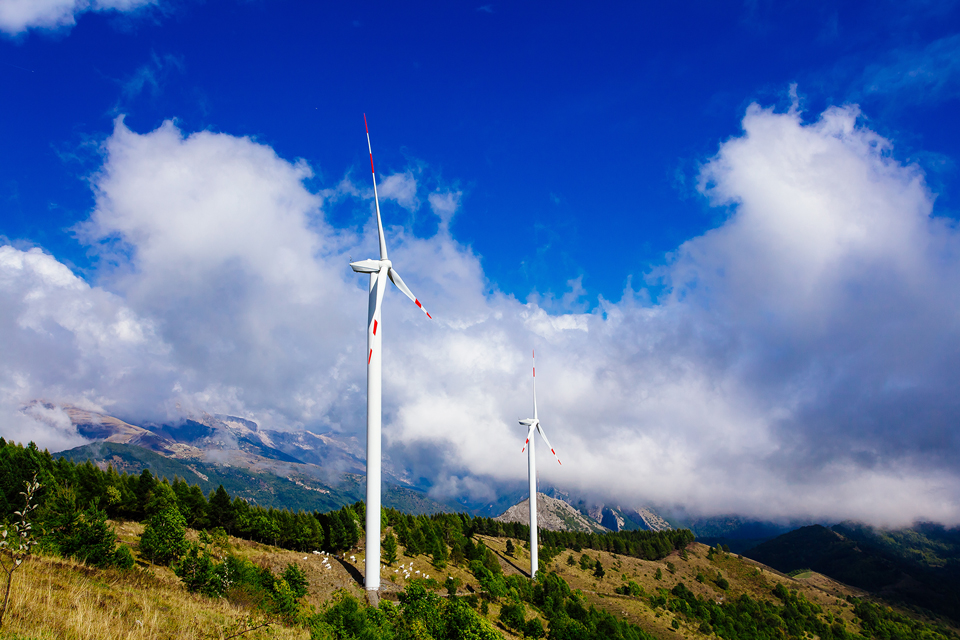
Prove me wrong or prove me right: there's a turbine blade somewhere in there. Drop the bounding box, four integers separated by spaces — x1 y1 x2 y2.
388 267 432 319
532 350 538 420
520 424 535 453
364 114 389 261
536 423 561 465
367 269 388 363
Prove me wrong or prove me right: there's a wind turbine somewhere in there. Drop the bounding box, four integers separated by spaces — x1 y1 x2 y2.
519 350 561 579
350 115 432 596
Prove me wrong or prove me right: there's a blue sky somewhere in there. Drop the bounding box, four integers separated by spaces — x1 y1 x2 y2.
5 1 957 303
3 1 960 524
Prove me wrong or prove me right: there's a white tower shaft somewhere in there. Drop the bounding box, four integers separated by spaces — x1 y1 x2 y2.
365 270 383 592
528 435 538 579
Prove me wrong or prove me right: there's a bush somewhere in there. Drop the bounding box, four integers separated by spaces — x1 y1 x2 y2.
139 505 188 565
445 575 462 596
44 490 132 569
282 562 308 599
499 601 526 632
525 617 546 638
615 580 644 596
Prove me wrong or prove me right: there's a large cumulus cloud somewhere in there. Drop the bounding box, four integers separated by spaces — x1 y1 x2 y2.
2 102 960 527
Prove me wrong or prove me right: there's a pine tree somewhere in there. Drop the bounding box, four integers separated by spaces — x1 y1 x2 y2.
140 504 188 565
207 485 234 532
593 559 605 579
383 531 398 565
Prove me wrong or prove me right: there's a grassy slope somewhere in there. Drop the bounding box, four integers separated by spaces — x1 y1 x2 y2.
4 524 957 640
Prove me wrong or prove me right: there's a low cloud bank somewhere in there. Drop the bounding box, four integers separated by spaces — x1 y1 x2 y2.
2 103 960 527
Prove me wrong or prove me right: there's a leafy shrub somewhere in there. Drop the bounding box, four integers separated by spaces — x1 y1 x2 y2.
43 488 132 569
139 505 188 565
615 580 644 596
282 562 308 599
499 601 526 632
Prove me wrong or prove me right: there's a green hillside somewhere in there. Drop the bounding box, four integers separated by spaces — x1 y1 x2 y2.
745 524 960 623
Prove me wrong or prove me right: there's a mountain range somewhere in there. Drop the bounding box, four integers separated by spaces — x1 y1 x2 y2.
41 402 797 541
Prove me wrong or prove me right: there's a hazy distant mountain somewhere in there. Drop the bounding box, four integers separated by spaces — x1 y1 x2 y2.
495 492 609 533
50 404 451 515
53 404 412 484
56 441 450 515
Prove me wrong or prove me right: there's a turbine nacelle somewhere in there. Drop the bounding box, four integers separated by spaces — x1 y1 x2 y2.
350 259 382 274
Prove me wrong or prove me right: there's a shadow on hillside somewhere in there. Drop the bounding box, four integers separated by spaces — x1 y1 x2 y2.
483 539 531 578
334 556 364 587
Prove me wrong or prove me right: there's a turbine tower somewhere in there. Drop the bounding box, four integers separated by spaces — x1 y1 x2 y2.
519 350 561 579
350 115 431 596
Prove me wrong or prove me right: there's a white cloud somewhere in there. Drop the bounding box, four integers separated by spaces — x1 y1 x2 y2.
428 190 461 230
0 0 156 36
857 33 960 104
4 102 960 526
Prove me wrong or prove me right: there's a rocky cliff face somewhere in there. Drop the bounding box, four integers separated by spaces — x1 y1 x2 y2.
495 492 609 533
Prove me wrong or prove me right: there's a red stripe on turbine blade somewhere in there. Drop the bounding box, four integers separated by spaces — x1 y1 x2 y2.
368 349 372 364
426 312 432 319
415 299 422 308
373 320 378 335
533 367 535 377
370 154 375 174
551 449 556 454
364 113 369 133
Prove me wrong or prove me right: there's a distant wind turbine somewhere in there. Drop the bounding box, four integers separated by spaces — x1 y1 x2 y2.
519 350 561 579
350 115 432 597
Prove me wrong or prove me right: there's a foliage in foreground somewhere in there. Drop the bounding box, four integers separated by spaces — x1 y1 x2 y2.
313 583 502 640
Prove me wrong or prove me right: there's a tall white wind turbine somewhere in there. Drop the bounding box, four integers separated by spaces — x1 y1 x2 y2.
519 350 561 579
350 115 432 596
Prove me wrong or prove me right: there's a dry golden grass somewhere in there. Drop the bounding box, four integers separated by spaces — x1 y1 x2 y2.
0 554 308 640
